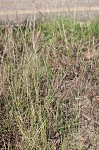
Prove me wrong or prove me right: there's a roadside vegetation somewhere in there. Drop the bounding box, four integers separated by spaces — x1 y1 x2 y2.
0 17 99 150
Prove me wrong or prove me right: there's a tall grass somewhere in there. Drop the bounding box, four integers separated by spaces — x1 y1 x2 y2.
0 17 99 150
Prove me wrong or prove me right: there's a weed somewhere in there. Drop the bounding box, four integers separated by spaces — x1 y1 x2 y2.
0 17 99 150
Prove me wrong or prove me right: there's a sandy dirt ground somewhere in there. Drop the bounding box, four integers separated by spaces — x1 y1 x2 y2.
0 0 99 24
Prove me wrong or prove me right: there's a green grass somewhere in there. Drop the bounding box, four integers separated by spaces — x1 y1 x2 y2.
0 17 99 150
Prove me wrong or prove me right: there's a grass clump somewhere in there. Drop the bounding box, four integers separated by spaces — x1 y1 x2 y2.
0 17 99 150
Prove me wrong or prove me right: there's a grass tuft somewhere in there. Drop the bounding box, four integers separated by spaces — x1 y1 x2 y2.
0 17 99 150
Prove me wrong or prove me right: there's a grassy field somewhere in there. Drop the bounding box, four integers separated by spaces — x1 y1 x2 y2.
0 17 99 150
